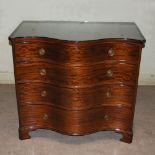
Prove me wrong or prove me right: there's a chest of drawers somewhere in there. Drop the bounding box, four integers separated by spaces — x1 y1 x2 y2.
9 21 145 143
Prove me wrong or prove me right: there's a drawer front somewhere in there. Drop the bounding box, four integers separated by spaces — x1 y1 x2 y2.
14 42 141 65
15 62 139 86
17 83 135 110
19 105 133 134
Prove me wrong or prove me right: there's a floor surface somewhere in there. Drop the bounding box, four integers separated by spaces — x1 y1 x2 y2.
0 85 154 155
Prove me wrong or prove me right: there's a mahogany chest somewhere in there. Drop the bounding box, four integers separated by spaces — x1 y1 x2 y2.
9 21 146 143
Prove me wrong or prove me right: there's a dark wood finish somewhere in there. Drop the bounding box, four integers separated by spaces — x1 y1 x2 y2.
9 21 145 143
14 42 141 64
17 83 135 110
19 105 133 135
15 62 139 86
9 21 145 42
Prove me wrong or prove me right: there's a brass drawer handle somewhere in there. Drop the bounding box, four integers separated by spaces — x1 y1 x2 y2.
106 69 113 77
108 48 115 56
40 69 46 76
41 90 47 97
43 113 48 120
104 115 109 120
39 48 46 56
106 91 111 97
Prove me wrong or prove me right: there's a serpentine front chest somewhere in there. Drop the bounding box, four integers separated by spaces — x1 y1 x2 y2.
9 21 145 143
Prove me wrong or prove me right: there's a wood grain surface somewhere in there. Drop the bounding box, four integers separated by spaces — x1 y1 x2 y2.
10 37 144 143
19 105 133 134
17 83 135 110
15 62 139 87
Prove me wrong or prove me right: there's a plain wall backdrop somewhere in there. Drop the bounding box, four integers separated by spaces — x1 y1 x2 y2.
0 0 155 84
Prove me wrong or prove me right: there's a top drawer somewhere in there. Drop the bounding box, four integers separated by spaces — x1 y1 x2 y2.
14 42 141 65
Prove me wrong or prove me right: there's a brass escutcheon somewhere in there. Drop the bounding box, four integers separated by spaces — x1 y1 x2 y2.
43 113 48 120
104 115 109 120
108 48 115 56
39 48 46 56
41 90 47 97
106 69 113 77
40 69 46 76
106 91 111 97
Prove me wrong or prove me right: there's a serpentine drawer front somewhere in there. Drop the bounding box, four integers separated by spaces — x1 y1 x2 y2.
9 21 146 143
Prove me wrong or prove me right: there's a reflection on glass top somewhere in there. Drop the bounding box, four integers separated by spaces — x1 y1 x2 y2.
9 21 145 42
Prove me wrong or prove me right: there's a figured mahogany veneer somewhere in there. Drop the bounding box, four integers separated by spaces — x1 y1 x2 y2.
17 83 135 110
14 42 141 64
15 62 139 86
9 21 146 143
19 105 133 140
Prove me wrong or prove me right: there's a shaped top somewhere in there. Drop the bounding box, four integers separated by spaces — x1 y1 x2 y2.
9 21 145 43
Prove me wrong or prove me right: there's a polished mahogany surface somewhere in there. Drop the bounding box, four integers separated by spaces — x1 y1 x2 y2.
9 21 146 143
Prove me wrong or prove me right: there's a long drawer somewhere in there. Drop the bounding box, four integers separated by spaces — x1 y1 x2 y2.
15 62 139 86
17 83 135 110
19 105 133 134
14 42 141 65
